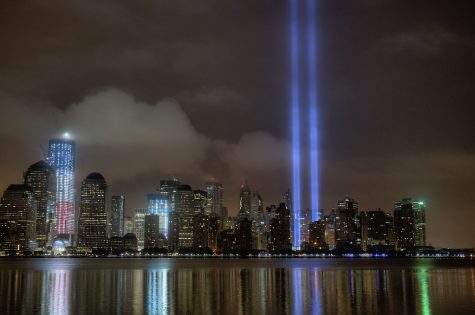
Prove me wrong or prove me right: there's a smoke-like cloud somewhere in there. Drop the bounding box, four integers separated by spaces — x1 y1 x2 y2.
0 88 291 213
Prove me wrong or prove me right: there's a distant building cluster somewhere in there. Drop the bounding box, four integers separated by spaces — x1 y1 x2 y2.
0 135 427 255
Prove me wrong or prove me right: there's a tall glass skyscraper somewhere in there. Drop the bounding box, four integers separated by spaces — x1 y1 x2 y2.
204 181 224 217
23 160 56 248
110 195 125 237
77 173 107 251
48 136 76 239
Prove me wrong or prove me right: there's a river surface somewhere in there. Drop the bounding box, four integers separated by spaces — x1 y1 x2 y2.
0 258 474 315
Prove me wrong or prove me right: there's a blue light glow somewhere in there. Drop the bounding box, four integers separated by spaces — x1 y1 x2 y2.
290 0 301 250
307 0 319 222
148 194 170 238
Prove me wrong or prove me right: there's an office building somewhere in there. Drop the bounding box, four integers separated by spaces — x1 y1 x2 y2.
110 195 125 237
77 173 108 251
48 136 76 239
0 184 37 251
23 160 56 248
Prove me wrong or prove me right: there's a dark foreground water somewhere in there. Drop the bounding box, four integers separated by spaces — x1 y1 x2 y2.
0 258 474 315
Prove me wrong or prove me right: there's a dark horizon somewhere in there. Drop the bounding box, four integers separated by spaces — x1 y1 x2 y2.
1 0 474 248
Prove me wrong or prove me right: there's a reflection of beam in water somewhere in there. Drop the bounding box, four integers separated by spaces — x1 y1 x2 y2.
311 269 322 315
292 269 303 314
48 270 70 315
418 267 431 315
147 270 168 314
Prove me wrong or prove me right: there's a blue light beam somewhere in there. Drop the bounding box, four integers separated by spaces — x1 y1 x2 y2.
307 0 319 222
290 0 301 250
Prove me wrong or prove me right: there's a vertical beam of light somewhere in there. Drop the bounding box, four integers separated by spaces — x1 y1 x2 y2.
307 0 319 222
290 0 301 251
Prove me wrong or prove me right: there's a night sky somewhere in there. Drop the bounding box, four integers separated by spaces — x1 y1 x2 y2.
0 0 474 247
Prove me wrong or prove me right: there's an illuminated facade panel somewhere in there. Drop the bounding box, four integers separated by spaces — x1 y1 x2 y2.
148 193 170 239
48 138 76 237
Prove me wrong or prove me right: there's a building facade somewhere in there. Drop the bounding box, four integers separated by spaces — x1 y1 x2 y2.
48 137 76 239
0 184 37 251
77 173 108 251
23 160 56 248
110 195 125 238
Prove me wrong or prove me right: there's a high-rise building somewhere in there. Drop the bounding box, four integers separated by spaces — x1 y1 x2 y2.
208 213 219 251
144 214 161 249
23 160 56 248
324 210 336 249
204 181 224 217
77 173 108 251
308 220 326 249
124 216 134 234
110 195 125 237
193 190 208 214
300 208 312 245
236 217 253 252
48 137 76 240
360 209 396 251
0 184 37 251
175 185 195 249
250 192 266 250
269 203 291 253
238 180 252 219
133 208 148 251
335 197 359 249
394 198 426 250
157 179 181 238
192 212 209 248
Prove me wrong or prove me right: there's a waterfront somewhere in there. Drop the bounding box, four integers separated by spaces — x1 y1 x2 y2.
0 258 474 315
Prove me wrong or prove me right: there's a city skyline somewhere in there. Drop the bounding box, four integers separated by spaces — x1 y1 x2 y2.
0 132 470 249
0 1 474 250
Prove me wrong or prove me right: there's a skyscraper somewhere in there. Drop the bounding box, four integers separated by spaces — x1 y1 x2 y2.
133 208 148 251
335 197 359 249
250 192 266 250
23 160 56 248
147 193 169 238
157 179 181 238
174 184 195 249
308 220 326 250
204 181 224 217
144 214 161 249
192 212 209 248
0 184 37 251
269 203 291 253
48 136 75 240
238 180 252 219
77 173 108 251
394 198 426 250
110 195 125 237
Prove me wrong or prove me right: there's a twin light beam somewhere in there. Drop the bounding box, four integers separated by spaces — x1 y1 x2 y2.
291 0 319 250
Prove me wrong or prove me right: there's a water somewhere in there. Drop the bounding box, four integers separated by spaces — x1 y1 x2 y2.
0 258 474 315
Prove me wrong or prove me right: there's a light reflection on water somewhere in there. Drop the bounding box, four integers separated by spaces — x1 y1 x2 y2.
0 258 474 315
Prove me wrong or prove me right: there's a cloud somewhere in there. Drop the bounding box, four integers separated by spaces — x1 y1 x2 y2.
0 88 290 212
179 86 248 108
382 26 469 56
